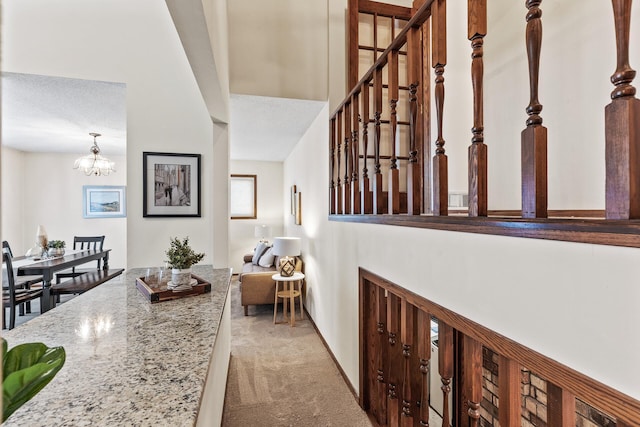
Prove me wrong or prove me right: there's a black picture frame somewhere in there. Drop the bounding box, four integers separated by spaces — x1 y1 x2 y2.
143 152 201 217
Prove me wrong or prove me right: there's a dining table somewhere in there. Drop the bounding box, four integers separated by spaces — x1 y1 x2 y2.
14 249 111 312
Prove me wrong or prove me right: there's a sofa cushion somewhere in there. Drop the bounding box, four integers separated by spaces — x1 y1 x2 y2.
258 247 275 267
251 242 269 265
239 261 276 282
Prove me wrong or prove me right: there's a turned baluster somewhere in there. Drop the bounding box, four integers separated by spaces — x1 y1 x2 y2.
336 112 343 214
351 92 361 214
376 286 388 425
387 293 401 426
417 310 431 426
406 22 422 216
439 322 453 427
330 118 336 214
361 82 373 214
400 300 415 425
373 67 384 214
605 0 640 219
468 0 488 217
463 335 482 427
388 50 400 215
344 102 352 214
432 0 448 216
521 0 548 218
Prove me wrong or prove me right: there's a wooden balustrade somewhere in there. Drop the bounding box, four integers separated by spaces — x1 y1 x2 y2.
359 268 640 427
328 0 640 248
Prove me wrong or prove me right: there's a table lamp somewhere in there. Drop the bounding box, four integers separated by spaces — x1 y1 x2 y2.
272 237 300 277
254 225 271 244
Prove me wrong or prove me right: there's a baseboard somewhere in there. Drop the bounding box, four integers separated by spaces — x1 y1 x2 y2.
303 307 359 402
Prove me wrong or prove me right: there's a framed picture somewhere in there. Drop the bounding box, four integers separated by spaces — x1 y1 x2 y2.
143 152 201 217
230 174 257 219
295 192 302 225
291 185 297 215
83 185 126 218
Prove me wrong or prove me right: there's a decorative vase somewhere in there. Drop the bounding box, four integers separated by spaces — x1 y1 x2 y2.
48 248 65 257
171 268 192 286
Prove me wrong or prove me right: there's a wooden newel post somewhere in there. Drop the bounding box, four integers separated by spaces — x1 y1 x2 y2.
521 0 548 219
468 0 488 217
432 0 448 216
605 0 640 219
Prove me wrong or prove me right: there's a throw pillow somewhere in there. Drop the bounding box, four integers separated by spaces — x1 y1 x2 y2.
258 247 275 267
251 242 269 265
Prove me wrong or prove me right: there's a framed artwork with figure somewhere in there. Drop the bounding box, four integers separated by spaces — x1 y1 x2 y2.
143 152 201 217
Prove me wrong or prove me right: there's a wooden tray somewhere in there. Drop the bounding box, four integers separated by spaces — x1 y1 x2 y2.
136 273 211 303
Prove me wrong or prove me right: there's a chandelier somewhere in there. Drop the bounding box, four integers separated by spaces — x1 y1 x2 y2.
73 132 116 176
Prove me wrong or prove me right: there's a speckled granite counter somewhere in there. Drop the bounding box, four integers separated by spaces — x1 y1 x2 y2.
2 265 232 426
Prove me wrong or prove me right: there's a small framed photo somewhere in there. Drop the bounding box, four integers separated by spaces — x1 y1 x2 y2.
83 185 126 218
143 152 201 217
230 174 257 219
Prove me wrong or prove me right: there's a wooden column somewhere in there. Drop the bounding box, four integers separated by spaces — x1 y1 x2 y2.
351 92 361 214
330 118 336 214
344 102 352 215
463 336 482 427
389 50 401 215
336 112 343 214
547 382 576 426
373 67 385 214
400 299 415 426
376 286 388 425
439 322 453 427
432 0 448 216
468 0 488 217
521 0 548 218
417 309 431 426
348 0 359 90
362 82 373 214
422 21 432 214
498 356 521 426
606 0 640 219
387 293 402 426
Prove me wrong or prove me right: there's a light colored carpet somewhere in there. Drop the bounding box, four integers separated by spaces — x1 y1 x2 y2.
222 277 373 427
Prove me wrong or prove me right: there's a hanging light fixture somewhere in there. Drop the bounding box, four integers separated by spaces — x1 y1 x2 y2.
73 132 116 176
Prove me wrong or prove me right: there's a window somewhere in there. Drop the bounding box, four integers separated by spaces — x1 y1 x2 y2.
230 174 257 219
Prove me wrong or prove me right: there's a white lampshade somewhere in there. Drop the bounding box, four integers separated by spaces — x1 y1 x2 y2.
254 225 271 239
272 237 301 257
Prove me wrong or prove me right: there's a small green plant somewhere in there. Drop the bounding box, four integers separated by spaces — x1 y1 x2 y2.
2 338 66 422
165 236 205 269
47 240 65 249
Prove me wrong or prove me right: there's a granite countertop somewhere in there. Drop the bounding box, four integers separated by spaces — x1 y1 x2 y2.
2 265 231 426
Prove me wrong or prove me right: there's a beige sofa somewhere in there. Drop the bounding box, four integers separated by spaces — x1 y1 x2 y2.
239 253 303 315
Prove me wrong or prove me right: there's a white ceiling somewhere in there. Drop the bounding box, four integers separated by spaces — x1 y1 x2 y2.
230 94 326 162
1 73 325 162
1 72 127 155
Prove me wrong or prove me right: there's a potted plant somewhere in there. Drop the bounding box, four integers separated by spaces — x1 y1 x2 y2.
47 240 66 257
2 338 66 422
165 237 205 289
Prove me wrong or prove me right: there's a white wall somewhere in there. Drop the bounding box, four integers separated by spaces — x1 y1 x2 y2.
2 0 229 269
1 149 127 268
229 160 284 273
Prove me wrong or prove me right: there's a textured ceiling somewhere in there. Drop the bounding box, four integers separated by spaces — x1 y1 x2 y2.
1 72 127 155
230 94 326 162
1 73 325 162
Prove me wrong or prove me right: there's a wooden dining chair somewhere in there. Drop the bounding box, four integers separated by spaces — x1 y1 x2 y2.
3 251 43 329
55 236 105 301
2 241 44 315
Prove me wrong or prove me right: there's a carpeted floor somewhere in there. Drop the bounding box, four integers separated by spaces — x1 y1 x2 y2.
222 277 373 427
222 277 443 427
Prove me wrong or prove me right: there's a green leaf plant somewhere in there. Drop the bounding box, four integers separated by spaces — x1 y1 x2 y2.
2 338 66 422
165 236 205 270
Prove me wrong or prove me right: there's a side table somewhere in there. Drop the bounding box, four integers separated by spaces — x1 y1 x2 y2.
272 272 305 326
